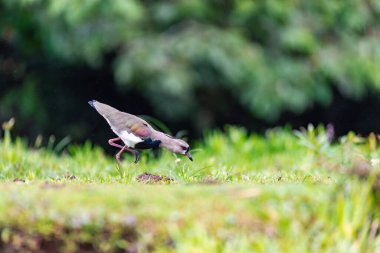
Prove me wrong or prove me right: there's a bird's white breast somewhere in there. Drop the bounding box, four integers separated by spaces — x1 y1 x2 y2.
102 115 143 147
119 130 143 147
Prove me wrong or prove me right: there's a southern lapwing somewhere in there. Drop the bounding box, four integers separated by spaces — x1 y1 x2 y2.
88 100 192 167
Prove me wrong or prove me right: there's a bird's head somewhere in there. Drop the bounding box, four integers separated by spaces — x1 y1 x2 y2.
163 137 193 161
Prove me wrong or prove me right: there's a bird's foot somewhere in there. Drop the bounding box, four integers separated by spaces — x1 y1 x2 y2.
134 151 141 164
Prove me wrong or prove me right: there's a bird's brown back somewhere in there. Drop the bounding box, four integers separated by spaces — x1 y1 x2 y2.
92 101 150 135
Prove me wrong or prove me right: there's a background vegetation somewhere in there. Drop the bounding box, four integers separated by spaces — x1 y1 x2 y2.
2 1 380 252
1 0 380 144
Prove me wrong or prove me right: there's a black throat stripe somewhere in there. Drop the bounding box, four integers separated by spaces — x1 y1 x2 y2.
135 139 161 150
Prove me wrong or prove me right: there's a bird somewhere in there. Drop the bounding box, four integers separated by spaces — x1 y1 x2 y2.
88 100 192 167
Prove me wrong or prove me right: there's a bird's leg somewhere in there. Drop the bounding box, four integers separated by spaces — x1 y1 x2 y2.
126 148 140 164
116 145 127 168
108 137 123 149
109 137 140 164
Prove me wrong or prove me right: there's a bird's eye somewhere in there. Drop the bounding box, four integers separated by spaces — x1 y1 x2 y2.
181 146 188 151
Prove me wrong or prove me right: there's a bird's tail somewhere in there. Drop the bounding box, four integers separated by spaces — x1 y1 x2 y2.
88 100 97 108
88 100 121 120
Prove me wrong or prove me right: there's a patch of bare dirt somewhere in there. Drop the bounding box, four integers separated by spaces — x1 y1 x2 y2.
199 178 220 185
348 160 380 190
64 174 76 180
136 173 173 184
0 226 140 253
13 178 25 184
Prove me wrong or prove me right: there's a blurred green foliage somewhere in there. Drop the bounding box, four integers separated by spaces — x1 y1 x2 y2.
1 0 380 138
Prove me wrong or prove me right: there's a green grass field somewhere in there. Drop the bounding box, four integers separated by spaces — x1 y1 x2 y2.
1 125 380 252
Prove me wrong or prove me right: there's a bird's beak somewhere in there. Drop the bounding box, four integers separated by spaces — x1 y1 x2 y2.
185 151 193 161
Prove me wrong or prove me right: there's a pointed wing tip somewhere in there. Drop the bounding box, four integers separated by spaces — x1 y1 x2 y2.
88 100 97 108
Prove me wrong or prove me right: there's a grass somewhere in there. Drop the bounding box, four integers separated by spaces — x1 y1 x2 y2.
1 124 380 252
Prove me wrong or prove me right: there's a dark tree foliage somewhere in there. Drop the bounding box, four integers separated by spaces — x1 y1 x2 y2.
1 0 380 143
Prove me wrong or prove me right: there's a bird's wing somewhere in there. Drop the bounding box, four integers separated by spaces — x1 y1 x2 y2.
91 100 153 140
128 120 152 139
